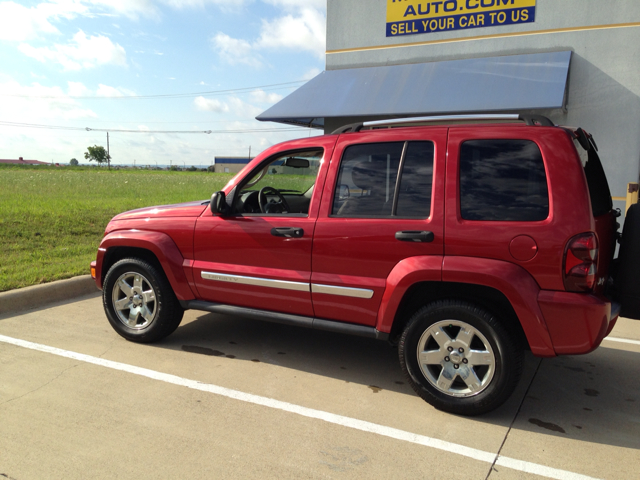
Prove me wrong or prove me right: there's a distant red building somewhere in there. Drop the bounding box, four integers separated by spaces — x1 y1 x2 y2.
0 157 48 165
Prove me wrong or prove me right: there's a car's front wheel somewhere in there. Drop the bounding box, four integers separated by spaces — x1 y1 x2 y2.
399 300 523 416
103 257 184 343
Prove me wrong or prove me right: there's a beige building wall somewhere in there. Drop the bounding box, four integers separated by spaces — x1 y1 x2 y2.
325 0 640 204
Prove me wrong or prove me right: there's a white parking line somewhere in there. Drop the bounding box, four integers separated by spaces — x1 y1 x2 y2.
0 334 600 480
603 336 640 346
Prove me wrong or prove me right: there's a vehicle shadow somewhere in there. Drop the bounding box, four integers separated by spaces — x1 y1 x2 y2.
161 310 413 397
154 310 640 451
154 310 540 427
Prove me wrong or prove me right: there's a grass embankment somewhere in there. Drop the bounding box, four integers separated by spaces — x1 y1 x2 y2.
0 165 233 292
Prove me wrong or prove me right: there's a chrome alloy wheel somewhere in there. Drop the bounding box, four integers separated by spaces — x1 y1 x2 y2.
416 320 496 397
111 271 157 330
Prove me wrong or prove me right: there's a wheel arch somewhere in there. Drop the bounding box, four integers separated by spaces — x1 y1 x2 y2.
98 230 196 301
387 282 528 352
378 256 556 357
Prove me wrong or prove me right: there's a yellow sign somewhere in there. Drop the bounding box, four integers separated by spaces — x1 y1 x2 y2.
387 0 536 37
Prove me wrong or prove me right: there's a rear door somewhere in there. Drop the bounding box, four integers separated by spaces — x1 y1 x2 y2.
311 128 447 326
444 126 569 291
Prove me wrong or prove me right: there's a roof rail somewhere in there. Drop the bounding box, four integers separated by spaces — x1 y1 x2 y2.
331 114 555 134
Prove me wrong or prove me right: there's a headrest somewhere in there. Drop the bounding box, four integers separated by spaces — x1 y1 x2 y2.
351 159 387 190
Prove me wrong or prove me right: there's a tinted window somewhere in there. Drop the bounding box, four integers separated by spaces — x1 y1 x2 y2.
332 143 403 217
572 137 613 217
396 142 434 217
460 140 549 221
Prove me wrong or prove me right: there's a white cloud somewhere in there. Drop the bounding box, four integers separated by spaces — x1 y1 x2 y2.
18 30 127 70
302 67 321 80
161 0 250 9
0 0 250 43
96 83 134 97
211 32 264 68
250 89 283 104
88 0 159 20
0 2 61 41
212 3 326 67
262 0 326 11
67 80 90 96
194 96 262 119
194 96 229 113
0 77 97 121
256 7 325 58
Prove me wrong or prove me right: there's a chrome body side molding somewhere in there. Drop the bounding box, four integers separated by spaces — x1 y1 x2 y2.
311 283 374 299
201 271 309 292
201 271 375 299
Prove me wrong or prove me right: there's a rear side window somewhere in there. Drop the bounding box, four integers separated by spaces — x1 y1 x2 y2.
460 139 549 222
572 134 613 217
332 141 434 218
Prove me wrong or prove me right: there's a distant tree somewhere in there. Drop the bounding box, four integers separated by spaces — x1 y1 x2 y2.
207 165 215 172
84 145 110 165
69 158 79 166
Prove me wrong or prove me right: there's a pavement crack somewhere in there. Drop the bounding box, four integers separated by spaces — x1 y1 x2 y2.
485 357 543 480
98 338 117 359
0 363 80 407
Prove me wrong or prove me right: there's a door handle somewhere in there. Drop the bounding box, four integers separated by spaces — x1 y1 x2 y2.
395 230 434 243
271 227 304 238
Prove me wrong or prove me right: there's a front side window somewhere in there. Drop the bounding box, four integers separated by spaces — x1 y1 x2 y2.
233 149 322 215
332 141 434 218
460 139 549 222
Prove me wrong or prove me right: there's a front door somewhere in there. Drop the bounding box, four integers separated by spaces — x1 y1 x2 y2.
193 137 336 317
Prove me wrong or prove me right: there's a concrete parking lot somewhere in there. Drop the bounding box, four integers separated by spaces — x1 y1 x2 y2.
1 287 639 479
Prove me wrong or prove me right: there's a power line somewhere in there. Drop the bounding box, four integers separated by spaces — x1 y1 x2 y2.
0 121 308 134
0 80 306 100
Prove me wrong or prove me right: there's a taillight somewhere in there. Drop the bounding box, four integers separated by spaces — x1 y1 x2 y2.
563 233 598 292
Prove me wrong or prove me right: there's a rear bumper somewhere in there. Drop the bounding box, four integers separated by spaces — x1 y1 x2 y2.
538 291 618 355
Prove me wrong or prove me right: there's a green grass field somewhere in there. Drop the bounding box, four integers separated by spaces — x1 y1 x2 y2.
0 165 233 292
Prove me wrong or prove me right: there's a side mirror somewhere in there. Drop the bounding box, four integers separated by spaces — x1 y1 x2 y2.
210 191 229 215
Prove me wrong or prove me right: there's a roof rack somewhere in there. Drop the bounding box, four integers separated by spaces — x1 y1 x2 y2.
331 114 555 134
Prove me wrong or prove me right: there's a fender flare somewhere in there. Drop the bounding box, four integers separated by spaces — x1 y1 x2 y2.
377 256 443 333
442 256 554 357
97 230 195 301
377 255 556 357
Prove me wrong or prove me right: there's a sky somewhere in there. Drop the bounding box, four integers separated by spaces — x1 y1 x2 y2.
0 0 326 166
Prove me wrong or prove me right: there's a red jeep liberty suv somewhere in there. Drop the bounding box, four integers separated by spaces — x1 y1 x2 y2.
91 114 639 415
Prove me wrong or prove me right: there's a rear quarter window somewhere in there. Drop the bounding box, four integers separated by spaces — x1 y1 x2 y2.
460 139 549 222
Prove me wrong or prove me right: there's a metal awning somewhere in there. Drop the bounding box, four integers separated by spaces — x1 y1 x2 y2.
256 51 572 129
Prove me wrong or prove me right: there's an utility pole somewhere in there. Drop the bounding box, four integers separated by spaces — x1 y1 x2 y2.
107 132 110 170
248 146 251 161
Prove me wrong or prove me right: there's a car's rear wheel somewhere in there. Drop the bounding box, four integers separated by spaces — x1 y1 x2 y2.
399 300 523 416
103 257 184 343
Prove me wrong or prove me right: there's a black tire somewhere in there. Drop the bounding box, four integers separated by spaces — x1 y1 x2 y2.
616 203 640 319
398 300 523 416
103 257 184 343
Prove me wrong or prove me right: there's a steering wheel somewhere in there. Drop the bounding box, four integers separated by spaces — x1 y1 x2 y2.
258 186 290 214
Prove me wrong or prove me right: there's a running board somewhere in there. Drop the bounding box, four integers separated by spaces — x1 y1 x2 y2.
181 300 389 341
